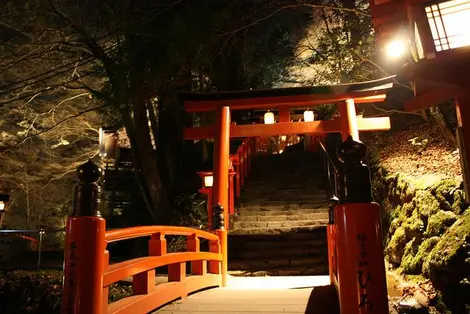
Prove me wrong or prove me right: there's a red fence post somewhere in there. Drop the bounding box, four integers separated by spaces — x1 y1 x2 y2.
333 137 388 314
61 160 106 314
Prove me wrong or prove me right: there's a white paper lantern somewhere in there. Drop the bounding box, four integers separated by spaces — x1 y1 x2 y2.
304 110 314 122
264 111 275 124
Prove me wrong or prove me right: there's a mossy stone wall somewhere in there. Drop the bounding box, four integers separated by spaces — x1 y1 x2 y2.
373 171 470 313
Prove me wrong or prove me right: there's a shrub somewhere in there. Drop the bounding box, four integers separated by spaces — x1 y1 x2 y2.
0 270 132 314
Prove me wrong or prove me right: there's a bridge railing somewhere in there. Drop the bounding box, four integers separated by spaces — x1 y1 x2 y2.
103 226 225 314
61 160 228 314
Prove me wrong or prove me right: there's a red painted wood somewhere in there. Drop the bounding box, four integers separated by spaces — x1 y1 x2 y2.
335 203 388 314
184 118 390 140
61 217 106 314
184 92 387 112
212 106 231 227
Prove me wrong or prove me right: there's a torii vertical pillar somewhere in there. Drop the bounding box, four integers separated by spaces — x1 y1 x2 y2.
339 99 359 141
213 106 231 227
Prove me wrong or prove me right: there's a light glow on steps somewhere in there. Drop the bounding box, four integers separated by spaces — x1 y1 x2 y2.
225 275 330 290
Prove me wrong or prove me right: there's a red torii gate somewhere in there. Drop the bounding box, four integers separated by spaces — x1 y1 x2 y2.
181 76 395 225
181 77 395 314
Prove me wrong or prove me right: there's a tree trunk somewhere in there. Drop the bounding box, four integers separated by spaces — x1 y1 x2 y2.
429 106 457 147
156 90 184 196
25 177 30 229
133 91 169 222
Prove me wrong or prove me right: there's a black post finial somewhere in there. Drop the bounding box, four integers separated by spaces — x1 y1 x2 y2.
213 204 225 230
72 159 102 217
336 136 372 203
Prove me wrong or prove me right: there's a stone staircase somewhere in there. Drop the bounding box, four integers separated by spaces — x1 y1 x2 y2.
228 151 329 276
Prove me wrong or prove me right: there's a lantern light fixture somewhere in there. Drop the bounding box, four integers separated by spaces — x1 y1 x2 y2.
303 110 314 122
0 194 10 212
386 39 407 58
281 135 287 141
204 175 214 188
99 127 106 157
264 111 275 124
425 1 470 52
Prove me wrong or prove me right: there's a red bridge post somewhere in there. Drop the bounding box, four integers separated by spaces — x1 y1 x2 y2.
334 137 388 314
61 160 106 314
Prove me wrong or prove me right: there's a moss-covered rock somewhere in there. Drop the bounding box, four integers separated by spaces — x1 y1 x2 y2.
423 211 470 276
372 161 470 312
422 211 470 312
402 237 439 274
425 210 457 237
413 190 441 218
387 225 407 265
401 237 420 274
451 189 467 215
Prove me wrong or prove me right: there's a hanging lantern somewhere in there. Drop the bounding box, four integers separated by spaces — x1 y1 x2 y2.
304 110 314 122
264 111 275 124
280 135 287 141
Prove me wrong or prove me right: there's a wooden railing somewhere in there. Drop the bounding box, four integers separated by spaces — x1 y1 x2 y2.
61 160 228 314
103 226 226 314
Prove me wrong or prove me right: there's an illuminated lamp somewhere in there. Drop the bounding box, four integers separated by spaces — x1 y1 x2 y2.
0 194 10 211
386 39 407 58
424 1 470 52
264 111 275 124
0 193 10 228
281 135 287 141
304 110 314 122
204 175 214 188
99 127 118 159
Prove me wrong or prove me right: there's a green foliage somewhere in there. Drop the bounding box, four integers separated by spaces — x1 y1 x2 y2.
293 0 381 85
0 270 132 314
169 193 208 229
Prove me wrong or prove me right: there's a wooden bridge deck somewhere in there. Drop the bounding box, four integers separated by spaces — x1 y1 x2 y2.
156 276 334 314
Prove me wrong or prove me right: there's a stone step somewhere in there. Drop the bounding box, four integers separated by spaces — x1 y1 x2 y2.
229 228 326 242
241 190 327 197
234 212 328 221
229 225 326 235
233 219 328 229
240 200 328 207
228 266 328 276
246 178 322 183
238 204 328 212
230 245 328 260
240 196 328 203
229 238 326 251
228 256 328 271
